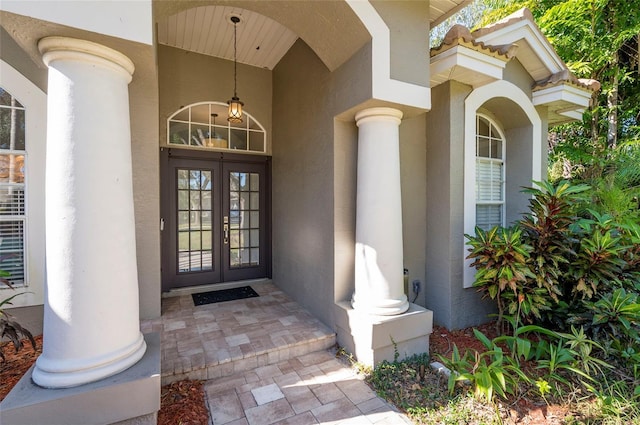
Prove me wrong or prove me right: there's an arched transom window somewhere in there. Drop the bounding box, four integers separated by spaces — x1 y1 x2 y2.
168 102 266 153
475 114 505 230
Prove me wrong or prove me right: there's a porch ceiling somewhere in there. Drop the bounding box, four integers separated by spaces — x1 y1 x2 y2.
155 0 471 72
154 1 371 72
157 5 298 71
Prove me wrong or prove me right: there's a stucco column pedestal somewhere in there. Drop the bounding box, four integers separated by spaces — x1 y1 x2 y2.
33 37 146 389
336 107 432 366
352 107 408 315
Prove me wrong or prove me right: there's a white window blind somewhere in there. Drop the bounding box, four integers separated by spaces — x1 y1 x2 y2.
475 115 504 230
0 87 26 287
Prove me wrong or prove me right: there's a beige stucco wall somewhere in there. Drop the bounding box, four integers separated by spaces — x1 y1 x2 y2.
505 125 534 224
333 119 358 305
371 0 430 86
0 26 47 90
130 43 161 319
400 114 428 305
425 81 496 329
158 45 273 153
272 38 373 328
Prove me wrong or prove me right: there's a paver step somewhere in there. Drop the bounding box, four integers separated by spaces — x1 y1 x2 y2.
140 282 337 386
162 333 336 385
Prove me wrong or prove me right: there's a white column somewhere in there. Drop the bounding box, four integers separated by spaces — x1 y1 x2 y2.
352 107 409 316
33 37 146 388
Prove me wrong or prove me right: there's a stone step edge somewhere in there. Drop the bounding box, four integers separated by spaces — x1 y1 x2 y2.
161 333 336 385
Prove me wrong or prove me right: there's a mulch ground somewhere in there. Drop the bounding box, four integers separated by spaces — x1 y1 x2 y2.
0 335 209 425
0 334 41 401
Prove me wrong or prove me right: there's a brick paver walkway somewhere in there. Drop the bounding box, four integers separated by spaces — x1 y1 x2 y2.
205 350 412 425
142 282 412 424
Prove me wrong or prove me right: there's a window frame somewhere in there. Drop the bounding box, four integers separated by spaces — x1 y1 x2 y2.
475 114 506 230
167 101 267 154
0 88 27 288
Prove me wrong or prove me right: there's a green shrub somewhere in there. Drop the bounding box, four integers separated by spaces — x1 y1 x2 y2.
465 226 537 328
0 280 36 361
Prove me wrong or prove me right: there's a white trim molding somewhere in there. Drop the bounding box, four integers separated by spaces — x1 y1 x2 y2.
463 80 542 288
430 44 509 88
346 0 430 110
0 60 47 308
474 19 564 81
533 83 592 124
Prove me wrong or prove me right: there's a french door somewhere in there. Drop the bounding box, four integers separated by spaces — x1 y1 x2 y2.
161 149 269 291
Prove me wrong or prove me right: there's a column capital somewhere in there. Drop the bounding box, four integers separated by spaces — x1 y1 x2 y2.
38 36 135 81
355 107 403 127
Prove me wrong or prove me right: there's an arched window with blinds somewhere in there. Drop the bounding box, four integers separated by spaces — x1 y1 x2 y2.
475 114 505 230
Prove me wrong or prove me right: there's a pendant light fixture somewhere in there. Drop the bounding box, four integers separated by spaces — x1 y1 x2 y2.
227 15 244 123
206 113 228 148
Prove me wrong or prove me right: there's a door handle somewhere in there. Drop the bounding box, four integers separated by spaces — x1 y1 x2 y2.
223 224 229 244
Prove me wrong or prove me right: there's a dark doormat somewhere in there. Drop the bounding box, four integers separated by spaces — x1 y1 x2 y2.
192 286 259 306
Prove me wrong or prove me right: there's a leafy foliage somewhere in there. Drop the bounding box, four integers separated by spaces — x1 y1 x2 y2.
466 226 536 326
0 281 35 362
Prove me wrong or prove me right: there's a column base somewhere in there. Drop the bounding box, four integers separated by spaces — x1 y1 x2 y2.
0 333 160 425
335 301 433 366
351 295 409 316
32 333 147 389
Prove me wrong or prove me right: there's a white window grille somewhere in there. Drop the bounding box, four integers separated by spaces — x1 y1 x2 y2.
475 114 504 230
168 102 266 153
0 87 26 287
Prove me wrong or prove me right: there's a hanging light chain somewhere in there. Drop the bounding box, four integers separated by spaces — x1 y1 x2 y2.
233 16 238 98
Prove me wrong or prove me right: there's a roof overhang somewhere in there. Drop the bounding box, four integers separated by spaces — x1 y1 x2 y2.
430 43 510 88
472 11 564 82
533 82 593 125
430 0 473 27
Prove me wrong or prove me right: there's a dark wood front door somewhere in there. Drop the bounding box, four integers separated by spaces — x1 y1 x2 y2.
161 149 270 292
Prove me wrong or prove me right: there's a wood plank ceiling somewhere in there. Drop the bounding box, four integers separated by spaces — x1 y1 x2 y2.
157 5 298 71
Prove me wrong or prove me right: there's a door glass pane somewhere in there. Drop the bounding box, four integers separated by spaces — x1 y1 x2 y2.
230 229 240 248
250 229 259 247
230 248 240 267
178 190 189 210
230 172 240 191
202 251 212 269
240 192 250 210
228 171 260 268
201 171 212 190
176 168 214 273
202 231 212 250
250 248 259 265
239 173 249 190
250 173 259 191
190 191 200 209
250 193 259 210
202 211 212 228
178 212 189 229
